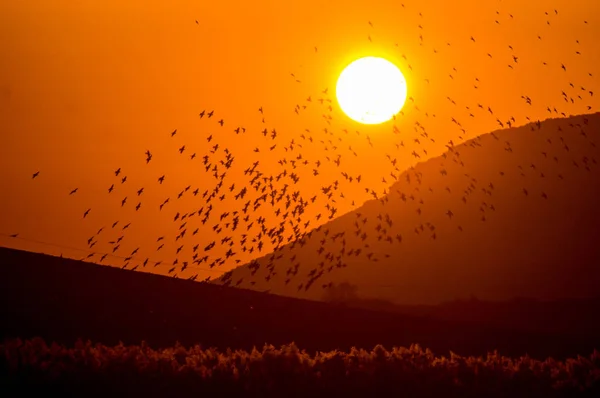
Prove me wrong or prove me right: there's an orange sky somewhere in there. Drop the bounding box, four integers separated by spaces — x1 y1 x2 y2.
0 0 598 280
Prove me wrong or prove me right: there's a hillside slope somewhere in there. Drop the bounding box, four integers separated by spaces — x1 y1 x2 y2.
1 246 598 360
220 113 600 305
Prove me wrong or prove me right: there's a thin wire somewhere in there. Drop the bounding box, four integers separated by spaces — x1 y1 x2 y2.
0 232 223 277
0 232 403 290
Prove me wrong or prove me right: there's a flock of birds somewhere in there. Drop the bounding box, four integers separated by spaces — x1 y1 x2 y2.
9 3 599 296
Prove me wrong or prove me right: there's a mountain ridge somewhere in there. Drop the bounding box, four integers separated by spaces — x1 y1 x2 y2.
217 112 600 305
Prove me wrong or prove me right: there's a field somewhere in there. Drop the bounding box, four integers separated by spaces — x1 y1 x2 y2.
1 247 600 396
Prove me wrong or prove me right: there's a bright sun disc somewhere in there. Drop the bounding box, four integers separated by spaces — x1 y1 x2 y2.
336 57 407 125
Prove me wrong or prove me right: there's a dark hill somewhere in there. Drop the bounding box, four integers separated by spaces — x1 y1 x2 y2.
220 113 600 305
0 246 598 360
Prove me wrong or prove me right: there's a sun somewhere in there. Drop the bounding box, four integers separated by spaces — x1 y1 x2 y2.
336 57 407 125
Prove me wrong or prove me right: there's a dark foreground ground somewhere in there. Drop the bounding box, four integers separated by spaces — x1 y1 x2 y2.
1 246 599 360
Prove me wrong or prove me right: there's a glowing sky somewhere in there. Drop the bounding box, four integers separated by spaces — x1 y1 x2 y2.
0 0 598 281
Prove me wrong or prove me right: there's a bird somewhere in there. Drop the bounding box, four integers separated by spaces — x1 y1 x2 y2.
9 5 598 299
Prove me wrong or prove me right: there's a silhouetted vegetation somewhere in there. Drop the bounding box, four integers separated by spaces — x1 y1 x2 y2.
321 282 360 303
2 338 599 398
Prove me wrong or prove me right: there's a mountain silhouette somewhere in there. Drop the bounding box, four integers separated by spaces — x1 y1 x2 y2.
217 113 600 305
